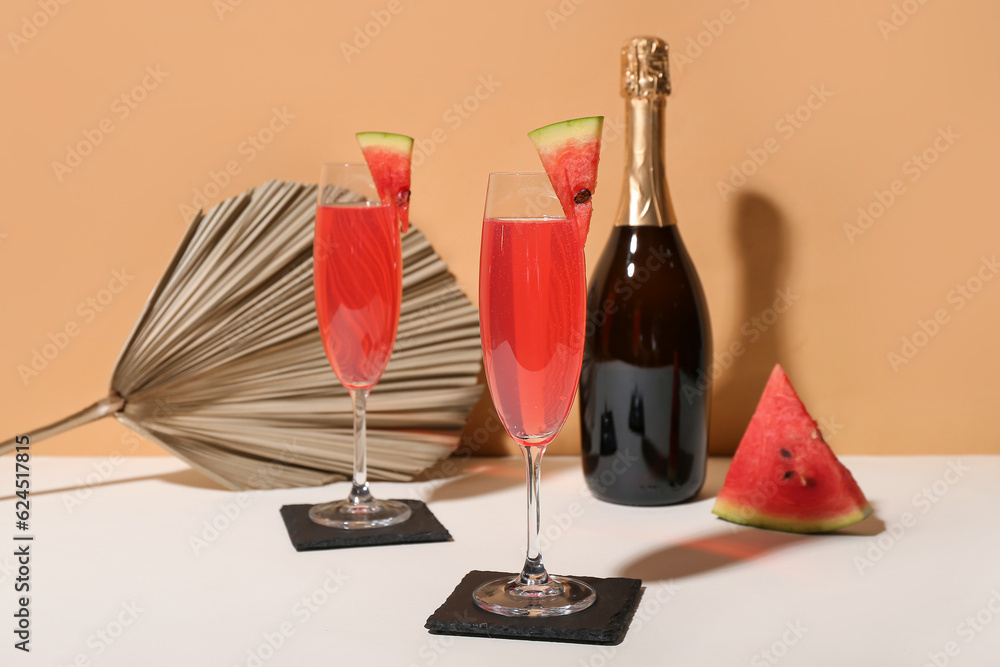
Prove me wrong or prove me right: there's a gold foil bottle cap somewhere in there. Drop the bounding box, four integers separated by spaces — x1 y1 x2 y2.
622 36 670 97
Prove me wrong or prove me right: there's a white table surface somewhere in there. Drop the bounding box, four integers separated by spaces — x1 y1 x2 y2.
2 454 998 666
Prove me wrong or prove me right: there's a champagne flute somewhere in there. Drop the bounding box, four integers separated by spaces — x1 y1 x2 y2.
309 163 411 529
474 172 596 616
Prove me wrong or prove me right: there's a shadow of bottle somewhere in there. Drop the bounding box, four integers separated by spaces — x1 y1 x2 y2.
710 192 790 455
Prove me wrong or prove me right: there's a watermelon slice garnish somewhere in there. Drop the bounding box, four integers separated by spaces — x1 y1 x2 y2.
356 131 413 233
528 116 603 245
713 364 873 533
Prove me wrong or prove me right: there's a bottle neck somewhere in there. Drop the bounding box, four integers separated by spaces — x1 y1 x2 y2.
615 95 677 228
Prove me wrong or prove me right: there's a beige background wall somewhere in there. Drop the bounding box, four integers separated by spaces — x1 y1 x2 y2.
2 0 998 458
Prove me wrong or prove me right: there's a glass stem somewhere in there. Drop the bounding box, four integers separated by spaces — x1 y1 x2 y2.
347 388 374 507
517 444 551 587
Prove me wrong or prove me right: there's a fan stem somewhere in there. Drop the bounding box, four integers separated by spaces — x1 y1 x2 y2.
0 393 125 455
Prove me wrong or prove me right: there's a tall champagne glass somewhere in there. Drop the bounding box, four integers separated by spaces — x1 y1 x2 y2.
310 163 412 529
474 172 596 616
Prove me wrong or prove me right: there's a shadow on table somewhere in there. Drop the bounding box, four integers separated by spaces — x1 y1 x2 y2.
156 468 230 490
831 509 885 537
416 456 580 503
0 467 227 502
619 529 812 581
619 510 886 582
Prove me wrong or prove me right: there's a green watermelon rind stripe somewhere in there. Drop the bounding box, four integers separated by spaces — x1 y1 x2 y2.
356 131 414 155
528 116 604 149
712 498 874 534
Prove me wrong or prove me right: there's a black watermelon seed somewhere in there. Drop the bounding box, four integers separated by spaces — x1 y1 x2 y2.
398 190 411 205
782 470 794 480
779 448 792 459
574 189 591 204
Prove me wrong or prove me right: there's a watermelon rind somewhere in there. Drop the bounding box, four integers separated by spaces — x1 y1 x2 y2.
712 498 873 534
355 131 414 154
528 116 603 245
528 116 604 149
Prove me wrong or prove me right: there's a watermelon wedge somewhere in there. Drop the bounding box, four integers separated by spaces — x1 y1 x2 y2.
529 116 603 245
712 364 873 533
356 131 414 233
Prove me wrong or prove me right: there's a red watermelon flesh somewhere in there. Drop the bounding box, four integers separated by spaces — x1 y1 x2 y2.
356 131 413 233
528 116 603 245
713 364 872 533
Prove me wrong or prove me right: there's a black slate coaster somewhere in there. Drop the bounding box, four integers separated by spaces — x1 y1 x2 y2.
280 500 451 551
425 570 642 644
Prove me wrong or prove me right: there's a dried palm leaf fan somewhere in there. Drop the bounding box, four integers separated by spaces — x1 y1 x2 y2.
0 180 483 489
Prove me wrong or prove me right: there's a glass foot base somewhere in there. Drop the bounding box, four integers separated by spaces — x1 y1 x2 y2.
308 499 412 530
473 575 597 617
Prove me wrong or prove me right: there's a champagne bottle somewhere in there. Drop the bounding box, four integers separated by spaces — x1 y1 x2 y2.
579 36 712 505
